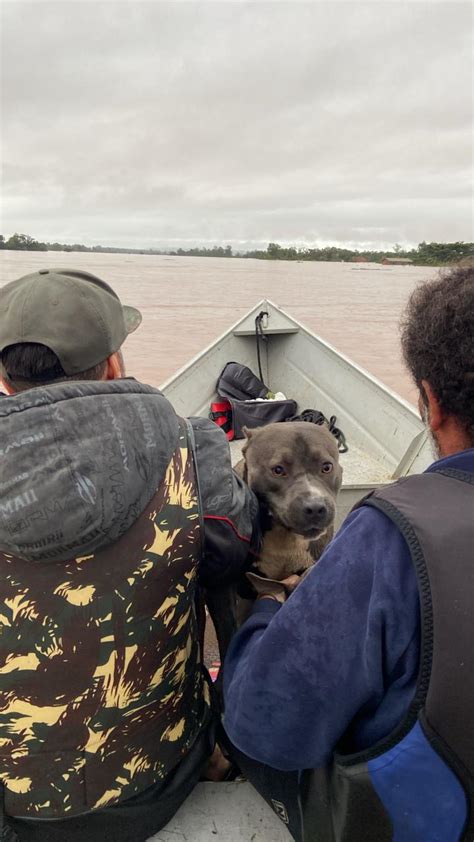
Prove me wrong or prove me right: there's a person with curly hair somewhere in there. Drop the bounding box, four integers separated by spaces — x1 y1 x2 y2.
401 265 474 454
224 265 474 842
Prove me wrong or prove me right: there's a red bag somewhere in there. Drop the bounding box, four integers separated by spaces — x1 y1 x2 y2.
210 399 234 440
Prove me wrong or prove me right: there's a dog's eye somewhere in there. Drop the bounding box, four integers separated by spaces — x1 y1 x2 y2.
272 465 286 477
321 462 333 474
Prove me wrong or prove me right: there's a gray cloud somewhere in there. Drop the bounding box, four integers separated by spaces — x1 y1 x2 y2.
1 1 472 249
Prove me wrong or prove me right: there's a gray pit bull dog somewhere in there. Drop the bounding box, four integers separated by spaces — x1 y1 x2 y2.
238 421 343 589
207 422 343 674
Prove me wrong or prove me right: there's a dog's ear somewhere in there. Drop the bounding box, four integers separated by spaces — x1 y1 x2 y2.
241 427 253 461
233 458 247 481
238 449 249 482
238 429 252 483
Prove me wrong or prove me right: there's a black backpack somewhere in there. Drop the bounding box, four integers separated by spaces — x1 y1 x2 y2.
214 362 297 440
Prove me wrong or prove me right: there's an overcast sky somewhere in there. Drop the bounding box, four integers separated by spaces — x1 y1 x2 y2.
1 1 472 250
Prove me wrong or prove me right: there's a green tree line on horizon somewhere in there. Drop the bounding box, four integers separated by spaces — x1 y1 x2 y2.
1 232 472 266
243 241 473 265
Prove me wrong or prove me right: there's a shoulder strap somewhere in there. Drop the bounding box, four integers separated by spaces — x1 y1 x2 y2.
184 419 223 714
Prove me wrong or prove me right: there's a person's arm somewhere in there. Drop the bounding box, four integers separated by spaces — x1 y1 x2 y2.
188 417 260 586
223 505 421 771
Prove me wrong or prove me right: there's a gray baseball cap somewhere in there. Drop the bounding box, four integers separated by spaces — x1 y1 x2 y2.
0 268 142 375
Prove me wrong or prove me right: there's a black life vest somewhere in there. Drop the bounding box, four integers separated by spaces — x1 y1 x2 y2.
301 467 474 842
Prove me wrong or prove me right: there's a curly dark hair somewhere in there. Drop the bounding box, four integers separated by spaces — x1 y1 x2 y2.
400 265 474 443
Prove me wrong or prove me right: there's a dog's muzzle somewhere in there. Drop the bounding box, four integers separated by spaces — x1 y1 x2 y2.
284 493 335 536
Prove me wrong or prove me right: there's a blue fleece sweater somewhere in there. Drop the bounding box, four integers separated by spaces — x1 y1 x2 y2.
223 449 474 772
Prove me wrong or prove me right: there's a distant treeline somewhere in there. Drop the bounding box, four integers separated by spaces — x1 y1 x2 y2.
243 241 473 266
0 232 162 256
170 245 233 258
1 232 472 266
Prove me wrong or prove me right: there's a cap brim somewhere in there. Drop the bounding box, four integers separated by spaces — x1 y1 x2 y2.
123 305 142 334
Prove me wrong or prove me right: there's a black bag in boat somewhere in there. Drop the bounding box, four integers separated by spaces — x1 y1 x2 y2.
215 362 297 440
229 398 298 439
216 362 269 401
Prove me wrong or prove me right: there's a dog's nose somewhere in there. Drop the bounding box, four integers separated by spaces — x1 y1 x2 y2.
304 500 328 520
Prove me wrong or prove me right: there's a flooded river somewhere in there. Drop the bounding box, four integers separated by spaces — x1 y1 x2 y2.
0 251 439 406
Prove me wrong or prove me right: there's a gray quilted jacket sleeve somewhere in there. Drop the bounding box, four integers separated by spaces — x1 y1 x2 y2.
188 417 260 587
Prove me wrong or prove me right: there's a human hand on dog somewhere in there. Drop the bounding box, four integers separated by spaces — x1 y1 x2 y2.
263 574 301 603
246 571 302 604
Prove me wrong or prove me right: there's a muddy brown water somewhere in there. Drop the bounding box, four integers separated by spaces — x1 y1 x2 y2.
0 251 439 405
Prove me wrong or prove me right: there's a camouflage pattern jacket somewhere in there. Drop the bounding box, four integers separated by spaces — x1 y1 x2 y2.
0 380 257 819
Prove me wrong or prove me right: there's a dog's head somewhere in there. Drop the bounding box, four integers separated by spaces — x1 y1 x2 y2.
242 422 342 539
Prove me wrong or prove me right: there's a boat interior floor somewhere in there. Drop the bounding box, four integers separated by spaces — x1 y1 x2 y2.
150 780 290 841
